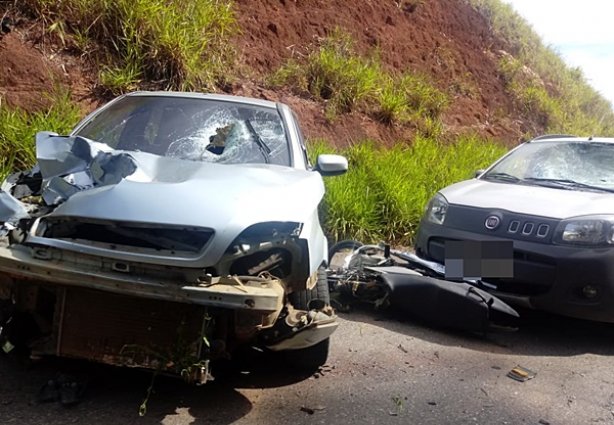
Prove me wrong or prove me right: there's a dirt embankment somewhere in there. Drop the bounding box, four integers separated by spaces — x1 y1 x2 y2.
0 0 533 146
0 23 93 112
232 0 526 145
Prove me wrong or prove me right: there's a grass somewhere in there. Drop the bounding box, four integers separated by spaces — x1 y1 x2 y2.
273 33 380 116
377 73 448 124
469 0 614 136
21 0 237 93
0 90 82 180
312 135 506 245
99 63 142 96
499 51 614 136
310 140 385 242
272 32 448 126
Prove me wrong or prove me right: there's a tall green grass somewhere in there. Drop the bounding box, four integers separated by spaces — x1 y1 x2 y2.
272 34 380 116
21 0 237 93
0 91 82 179
272 33 447 126
313 136 506 245
469 0 614 136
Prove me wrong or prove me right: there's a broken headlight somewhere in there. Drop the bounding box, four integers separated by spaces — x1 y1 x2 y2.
425 193 448 225
227 222 303 278
554 216 614 246
235 222 302 241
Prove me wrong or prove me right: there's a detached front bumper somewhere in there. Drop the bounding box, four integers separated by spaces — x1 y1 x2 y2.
0 242 284 313
416 221 614 323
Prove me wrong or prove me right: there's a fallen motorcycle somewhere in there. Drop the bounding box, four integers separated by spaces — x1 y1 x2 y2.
326 241 519 333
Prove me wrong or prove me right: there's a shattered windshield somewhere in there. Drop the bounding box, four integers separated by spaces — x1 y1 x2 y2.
482 141 614 192
74 95 291 166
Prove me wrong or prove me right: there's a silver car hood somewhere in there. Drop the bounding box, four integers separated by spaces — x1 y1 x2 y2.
441 179 614 219
49 152 324 227
7 134 326 269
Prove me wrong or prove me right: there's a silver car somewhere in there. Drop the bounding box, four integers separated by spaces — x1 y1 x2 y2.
0 92 347 381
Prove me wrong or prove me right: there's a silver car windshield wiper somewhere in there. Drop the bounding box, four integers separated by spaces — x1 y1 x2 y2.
245 119 271 163
482 172 522 183
523 177 614 193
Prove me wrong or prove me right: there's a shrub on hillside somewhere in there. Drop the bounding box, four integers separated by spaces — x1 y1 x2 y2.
21 0 237 93
272 33 448 128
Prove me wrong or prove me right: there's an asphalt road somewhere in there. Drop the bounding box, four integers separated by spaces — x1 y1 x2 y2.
2 307 614 425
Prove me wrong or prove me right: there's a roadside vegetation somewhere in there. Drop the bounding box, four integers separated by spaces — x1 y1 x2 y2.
272 32 448 133
20 0 237 94
311 136 506 245
469 0 614 136
0 90 81 179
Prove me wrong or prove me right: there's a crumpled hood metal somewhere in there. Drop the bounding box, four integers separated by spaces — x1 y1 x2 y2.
29 133 323 226
441 179 614 219
0 190 29 225
49 152 325 227
36 132 138 205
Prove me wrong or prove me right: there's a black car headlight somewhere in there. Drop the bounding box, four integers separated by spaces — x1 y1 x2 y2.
554 216 614 246
425 193 449 225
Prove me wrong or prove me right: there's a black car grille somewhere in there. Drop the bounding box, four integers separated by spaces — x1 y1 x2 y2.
39 218 214 254
507 220 550 238
444 205 560 244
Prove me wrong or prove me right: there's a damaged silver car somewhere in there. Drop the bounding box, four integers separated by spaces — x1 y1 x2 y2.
0 92 348 382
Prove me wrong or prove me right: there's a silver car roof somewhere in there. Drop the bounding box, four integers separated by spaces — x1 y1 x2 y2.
124 91 279 109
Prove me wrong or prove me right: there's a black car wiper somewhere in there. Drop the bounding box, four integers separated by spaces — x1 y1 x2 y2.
482 172 522 183
523 177 614 193
245 119 271 163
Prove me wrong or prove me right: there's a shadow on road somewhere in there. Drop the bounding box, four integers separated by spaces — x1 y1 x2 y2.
4 304 614 424
0 345 323 425
336 302 614 357
0 357 250 425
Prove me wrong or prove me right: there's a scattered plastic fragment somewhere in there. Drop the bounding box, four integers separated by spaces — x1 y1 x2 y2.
507 366 536 382
2 340 15 354
300 405 325 415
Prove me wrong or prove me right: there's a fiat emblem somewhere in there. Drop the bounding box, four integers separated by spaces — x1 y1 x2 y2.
485 215 500 230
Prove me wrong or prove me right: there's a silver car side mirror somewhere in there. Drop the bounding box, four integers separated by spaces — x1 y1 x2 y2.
315 154 348 176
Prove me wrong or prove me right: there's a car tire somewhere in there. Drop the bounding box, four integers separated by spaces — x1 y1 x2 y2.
282 267 331 370
288 266 330 309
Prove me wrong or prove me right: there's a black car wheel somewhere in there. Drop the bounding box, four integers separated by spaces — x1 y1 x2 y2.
288 266 330 309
